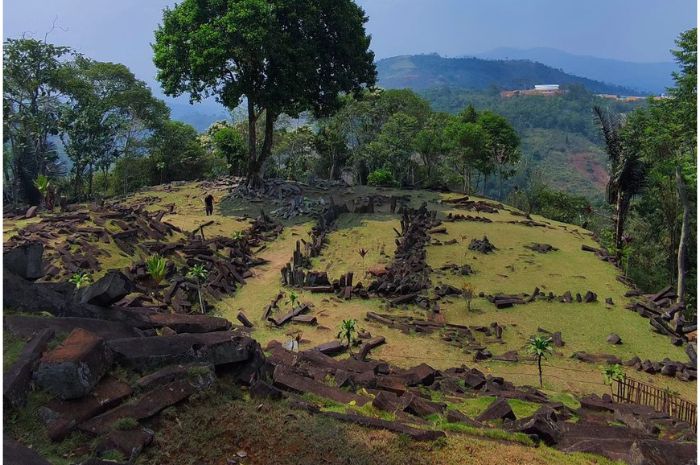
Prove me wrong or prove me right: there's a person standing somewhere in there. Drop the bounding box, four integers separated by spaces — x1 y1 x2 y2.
204 193 214 216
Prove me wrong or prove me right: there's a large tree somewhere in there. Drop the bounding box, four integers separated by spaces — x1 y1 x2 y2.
59 57 167 198
153 0 376 187
3 38 71 204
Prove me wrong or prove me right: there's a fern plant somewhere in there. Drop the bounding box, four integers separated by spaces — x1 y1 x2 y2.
145 255 168 284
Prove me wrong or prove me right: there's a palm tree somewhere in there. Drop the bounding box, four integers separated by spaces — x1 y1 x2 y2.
526 335 553 387
337 319 357 354
187 264 209 314
593 106 646 260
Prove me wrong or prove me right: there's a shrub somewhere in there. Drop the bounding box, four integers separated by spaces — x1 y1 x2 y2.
68 271 92 289
367 168 395 187
145 255 168 284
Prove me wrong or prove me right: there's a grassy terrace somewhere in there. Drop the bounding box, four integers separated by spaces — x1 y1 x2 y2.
3 180 693 465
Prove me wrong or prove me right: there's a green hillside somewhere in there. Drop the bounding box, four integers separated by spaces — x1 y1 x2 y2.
376 54 640 95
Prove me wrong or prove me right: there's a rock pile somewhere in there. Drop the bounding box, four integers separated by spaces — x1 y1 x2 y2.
368 204 439 297
442 196 502 213
3 257 265 461
526 243 558 254
468 236 496 254
445 212 492 223
625 285 696 345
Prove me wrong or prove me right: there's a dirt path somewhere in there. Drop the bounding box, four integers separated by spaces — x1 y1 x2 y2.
217 221 314 325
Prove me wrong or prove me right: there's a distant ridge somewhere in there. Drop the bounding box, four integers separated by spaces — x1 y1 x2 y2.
376 53 641 96
475 47 676 94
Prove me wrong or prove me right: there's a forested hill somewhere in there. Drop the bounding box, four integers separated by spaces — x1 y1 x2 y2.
376 54 640 95
416 86 644 200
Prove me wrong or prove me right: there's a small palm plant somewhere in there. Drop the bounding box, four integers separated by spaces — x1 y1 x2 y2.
462 283 475 311
33 174 51 208
145 255 168 284
602 363 625 386
69 271 92 289
286 290 299 309
232 230 245 242
358 248 368 274
337 319 357 354
187 264 209 314
526 335 553 387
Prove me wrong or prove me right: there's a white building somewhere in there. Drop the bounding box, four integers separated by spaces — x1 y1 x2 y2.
534 84 560 91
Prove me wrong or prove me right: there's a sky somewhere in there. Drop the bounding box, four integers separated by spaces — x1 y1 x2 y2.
3 0 696 107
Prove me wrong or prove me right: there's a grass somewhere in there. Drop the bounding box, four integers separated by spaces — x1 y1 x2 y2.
4 333 26 371
438 420 535 446
4 390 94 465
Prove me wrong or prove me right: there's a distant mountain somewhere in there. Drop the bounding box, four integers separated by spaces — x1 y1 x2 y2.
167 101 229 132
376 54 639 96
475 47 676 94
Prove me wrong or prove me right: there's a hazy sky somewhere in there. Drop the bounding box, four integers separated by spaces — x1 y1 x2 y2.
4 0 696 99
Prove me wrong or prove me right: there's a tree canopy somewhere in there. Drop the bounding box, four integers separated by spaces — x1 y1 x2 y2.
153 0 376 186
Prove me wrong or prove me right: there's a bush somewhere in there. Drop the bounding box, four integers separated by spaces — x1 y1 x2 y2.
367 168 395 187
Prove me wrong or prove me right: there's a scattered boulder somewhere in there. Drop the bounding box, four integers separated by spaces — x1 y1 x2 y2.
107 332 262 372
607 334 622 345
249 379 284 400
35 328 112 400
41 376 133 441
3 436 53 465
552 332 564 347
25 205 38 218
273 365 368 406
476 398 515 422
468 236 496 254
446 409 482 427
80 377 214 435
579 394 614 413
96 428 154 461
526 243 558 254
4 315 141 341
403 394 445 418
79 271 133 306
135 363 214 391
572 352 622 365
492 351 519 362
395 363 436 386
4 329 55 408
4 242 45 280
511 411 561 445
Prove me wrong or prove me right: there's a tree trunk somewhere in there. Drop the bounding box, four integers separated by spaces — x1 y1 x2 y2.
614 192 627 259
246 109 275 189
537 356 543 387
246 100 259 187
675 165 689 304
329 156 336 180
